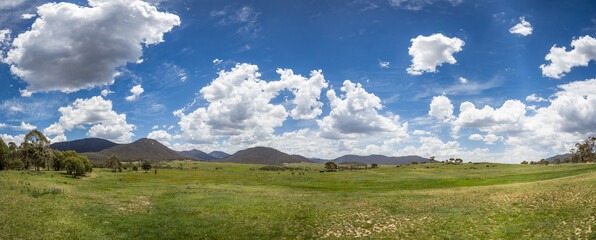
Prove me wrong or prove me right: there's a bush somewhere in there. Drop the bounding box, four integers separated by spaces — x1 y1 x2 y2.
520 160 528 164
324 162 338 171
411 161 418 165
370 163 378 168
64 156 85 178
8 159 24 170
142 161 152 172
132 166 138 171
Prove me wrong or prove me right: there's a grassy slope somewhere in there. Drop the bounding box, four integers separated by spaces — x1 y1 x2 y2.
0 162 595 239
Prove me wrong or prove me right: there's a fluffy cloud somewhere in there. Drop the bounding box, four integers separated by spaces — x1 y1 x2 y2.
468 133 502 145
540 35 596 79
407 33 465 75
413 130 432 135
0 0 25 9
125 84 144 101
525 93 547 102
455 100 526 134
317 80 408 140
175 63 328 145
468 133 483 141
147 130 174 145
378 60 389 68
2 0 180 94
458 77 468 84
44 96 135 143
101 89 114 97
509 17 533 36
389 0 463 11
443 78 596 154
275 69 328 119
429 95 454 122
0 134 25 145
21 13 36 19
0 29 10 45
15 122 36 131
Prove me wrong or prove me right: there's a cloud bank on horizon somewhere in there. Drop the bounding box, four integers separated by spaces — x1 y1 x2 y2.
1 0 596 163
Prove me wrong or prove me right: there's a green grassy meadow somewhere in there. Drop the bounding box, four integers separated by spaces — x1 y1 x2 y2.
1 162 595 239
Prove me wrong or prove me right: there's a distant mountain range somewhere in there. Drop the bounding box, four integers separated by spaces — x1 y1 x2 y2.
50 138 429 166
178 149 219 161
217 147 311 165
80 138 191 163
209 151 231 159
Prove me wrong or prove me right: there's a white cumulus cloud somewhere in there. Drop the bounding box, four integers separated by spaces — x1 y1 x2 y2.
147 130 174 145
429 95 454 122
15 122 36 131
125 84 144 101
2 0 180 94
175 63 329 145
101 89 114 97
540 35 596 79
441 78 596 154
21 13 36 19
44 96 135 143
0 134 25 145
317 80 408 140
407 33 465 75
509 17 533 36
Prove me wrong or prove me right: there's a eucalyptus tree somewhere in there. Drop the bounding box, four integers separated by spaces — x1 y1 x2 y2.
19 130 50 171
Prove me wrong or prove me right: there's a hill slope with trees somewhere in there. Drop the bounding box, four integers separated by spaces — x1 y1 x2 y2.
82 138 192 163
50 138 118 153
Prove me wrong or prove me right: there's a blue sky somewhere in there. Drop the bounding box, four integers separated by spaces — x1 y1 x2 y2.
1 0 596 162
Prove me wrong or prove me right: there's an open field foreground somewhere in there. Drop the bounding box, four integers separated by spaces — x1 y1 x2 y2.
1 162 595 239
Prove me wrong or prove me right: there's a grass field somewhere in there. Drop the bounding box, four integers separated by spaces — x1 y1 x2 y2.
1 162 595 239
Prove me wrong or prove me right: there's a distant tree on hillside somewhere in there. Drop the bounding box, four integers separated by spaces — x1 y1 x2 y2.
455 158 463 164
142 161 152 173
105 154 122 172
324 161 338 171
371 163 378 168
520 160 528 165
570 137 596 163
411 161 418 165
553 158 561 164
429 156 435 162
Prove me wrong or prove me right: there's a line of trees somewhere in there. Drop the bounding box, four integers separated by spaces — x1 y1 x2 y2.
521 136 596 165
0 130 92 177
